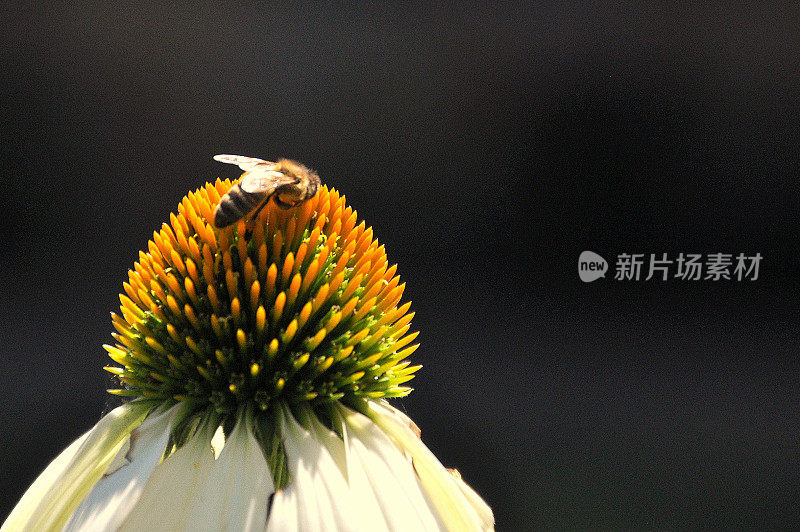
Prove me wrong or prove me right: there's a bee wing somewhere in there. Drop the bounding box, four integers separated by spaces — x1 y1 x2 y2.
213 154 276 172
239 169 297 194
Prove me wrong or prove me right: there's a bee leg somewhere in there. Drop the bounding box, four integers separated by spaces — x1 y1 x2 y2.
249 199 270 220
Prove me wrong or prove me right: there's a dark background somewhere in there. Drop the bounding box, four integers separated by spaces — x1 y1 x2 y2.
2 3 800 529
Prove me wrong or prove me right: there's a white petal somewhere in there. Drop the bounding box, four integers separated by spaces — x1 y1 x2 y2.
378 403 421 439
266 404 354 532
118 418 217 531
380 402 494 527
300 406 393 531
263 487 299 531
304 409 390 532
182 412 274 531
367 401 494 531
1 401 153 532
63 402 184 531
1 431 90 532
337 404 443 531
301 407 348 480
448 470 495 529
103 438 131 476
334 417 392 532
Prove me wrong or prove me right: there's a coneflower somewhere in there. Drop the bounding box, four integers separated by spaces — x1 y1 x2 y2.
2 157 494 531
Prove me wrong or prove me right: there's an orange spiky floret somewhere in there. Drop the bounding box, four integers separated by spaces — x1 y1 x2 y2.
107 180 419 413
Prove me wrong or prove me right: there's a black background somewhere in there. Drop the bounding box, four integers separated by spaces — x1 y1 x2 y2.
2 3 800 529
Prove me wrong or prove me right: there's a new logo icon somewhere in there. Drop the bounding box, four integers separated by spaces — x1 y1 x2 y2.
579 251 608 282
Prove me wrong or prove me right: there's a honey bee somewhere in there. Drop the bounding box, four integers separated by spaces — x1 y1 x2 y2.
212 154 321 228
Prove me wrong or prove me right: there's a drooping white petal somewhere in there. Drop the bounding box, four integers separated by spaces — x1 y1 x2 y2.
266 403 356 532
300 407 348 479
1 431 90 532
118 418 218 531
380 402 494 527
378 402 421 439
302 407 391 531
181 411 274 531
337 404 444 531
267 401 489 532
263 484 299 531
332 415 393 531
63 402 185 531
1 400 154 532
367 400 495 531
303 405 397 531
447 469 495 529
103 438 131 476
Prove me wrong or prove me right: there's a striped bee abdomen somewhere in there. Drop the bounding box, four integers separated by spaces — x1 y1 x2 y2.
214 184 265 228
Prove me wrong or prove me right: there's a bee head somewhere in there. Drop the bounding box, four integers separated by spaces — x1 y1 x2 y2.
274 159 321 202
